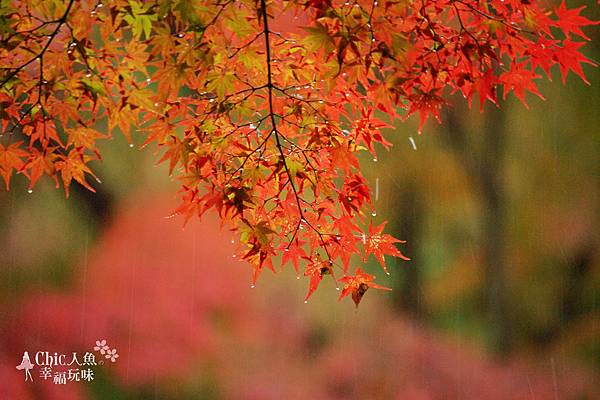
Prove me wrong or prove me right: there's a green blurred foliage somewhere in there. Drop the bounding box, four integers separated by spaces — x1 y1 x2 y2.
362 0 600 367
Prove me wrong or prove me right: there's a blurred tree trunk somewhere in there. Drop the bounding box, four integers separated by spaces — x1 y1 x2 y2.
391 181 426 319
533 243 596 346
479 106 513 356
443 106 514 356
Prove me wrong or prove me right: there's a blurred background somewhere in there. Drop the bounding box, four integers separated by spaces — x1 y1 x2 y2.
1 1 599 398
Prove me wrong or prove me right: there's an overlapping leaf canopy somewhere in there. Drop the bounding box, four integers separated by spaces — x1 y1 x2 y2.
0 0 596 304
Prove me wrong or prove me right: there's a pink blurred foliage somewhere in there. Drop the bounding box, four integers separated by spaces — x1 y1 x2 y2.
1 193 599 399
1 352 84 400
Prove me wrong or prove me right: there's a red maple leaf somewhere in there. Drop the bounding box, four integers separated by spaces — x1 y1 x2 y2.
554 39 597 84
555 1 599 41
363 222 410 274
338 268 391 307
0 142 28 189
281 239 308 275
528 36 560 79
303 254 333 302
500 63 545 108
406 88 445 134
477 69 499 112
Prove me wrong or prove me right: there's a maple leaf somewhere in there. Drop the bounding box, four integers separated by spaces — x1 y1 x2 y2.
339 174 371 215
157 136 194 175
476 69 499 112
21 148 59 191
555 1 599 41
281 239 308 274
338 268 391 307
353 108 392 156
406 89 445 134
303 254 333 302
330 216 361 271
243 242 276 286
331 141 360 174
67 127 107 157
55 149 98 197
363 222 410 274
500 63 545 108
554 39 597 85
123 1 158 40
25 118 64 147
0 142 28 189
528 36 560 79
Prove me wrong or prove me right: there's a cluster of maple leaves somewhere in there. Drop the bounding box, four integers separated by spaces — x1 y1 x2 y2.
0 0 596 305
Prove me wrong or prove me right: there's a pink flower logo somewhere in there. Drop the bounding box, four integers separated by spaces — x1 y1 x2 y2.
105 348 119 363
94 339 110 355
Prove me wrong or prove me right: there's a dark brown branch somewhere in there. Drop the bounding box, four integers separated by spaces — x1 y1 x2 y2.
259 0 337 275
0 0 75 90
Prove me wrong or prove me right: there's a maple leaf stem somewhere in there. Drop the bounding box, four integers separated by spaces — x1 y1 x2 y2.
452 3 478 44
228 32 264 59
193 1 233 48
260 0 303 215
259 0 337 274
224 129 273 185
453 0 534 35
